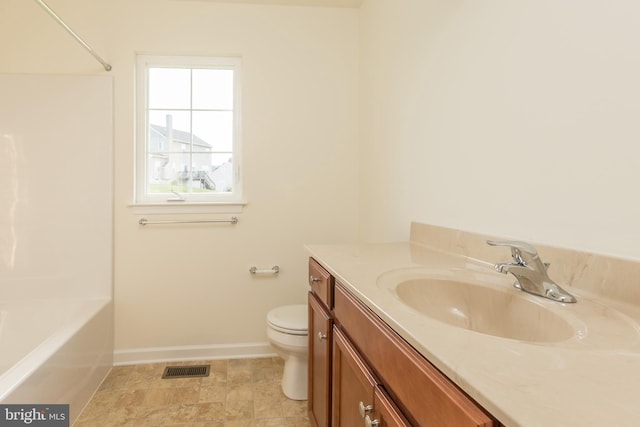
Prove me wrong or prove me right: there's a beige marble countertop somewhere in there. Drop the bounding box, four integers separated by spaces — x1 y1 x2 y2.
305 240 640 427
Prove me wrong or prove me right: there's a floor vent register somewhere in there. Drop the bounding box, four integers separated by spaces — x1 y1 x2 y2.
162 364 211 379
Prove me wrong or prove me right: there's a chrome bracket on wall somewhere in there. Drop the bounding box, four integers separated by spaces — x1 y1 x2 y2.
249 266 280 275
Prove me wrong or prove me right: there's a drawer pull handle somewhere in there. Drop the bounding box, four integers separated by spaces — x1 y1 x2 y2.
365 415 381 427
318 332 328 340
309 275 321 285
358 401 373 418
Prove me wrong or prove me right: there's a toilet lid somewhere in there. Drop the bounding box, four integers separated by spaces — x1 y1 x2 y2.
267 304 308 332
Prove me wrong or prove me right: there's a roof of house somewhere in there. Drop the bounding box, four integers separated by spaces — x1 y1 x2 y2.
150 124 212 149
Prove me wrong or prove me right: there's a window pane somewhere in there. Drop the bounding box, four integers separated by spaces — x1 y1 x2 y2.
196 153 233 193
148 110 191 153
192 69 234 110
146 152 190 194
146 154 233 195
149 68 191 109
136 55 241 203
192 111 233 152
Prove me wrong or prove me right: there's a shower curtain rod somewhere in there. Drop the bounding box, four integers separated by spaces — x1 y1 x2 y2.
34 0 112 71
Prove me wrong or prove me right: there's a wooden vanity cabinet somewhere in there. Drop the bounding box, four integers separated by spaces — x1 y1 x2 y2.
308 258 334 427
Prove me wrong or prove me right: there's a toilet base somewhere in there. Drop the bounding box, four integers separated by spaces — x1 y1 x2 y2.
281 354 308 400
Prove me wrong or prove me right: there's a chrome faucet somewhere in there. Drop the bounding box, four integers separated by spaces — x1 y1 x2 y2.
487 240 577 303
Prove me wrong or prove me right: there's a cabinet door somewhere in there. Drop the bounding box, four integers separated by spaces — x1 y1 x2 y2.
366 387 412 427
332 327 378 427
308 292 332 427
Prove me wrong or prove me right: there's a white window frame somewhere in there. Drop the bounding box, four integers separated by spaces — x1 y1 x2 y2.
134 55 244 212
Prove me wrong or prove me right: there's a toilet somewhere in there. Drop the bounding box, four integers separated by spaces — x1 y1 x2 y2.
266 304 309 400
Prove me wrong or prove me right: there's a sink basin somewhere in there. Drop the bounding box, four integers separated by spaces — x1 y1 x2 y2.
383 274 575 342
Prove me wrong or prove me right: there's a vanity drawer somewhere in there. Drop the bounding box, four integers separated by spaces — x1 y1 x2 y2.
334 282 495 427
309 258 334 308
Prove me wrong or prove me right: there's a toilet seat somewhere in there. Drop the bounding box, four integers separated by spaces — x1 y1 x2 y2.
267 305 308 336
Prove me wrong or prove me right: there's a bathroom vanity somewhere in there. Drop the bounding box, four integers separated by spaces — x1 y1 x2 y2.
306 222 640 427
308 258 499 427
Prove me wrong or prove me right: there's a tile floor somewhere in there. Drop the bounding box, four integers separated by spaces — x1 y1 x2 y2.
74 357 311 427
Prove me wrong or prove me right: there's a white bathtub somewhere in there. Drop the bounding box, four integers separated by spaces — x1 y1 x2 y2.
0 298 113 423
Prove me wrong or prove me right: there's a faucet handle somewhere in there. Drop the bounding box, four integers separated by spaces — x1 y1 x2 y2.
487 240 539 264
487 240 538 255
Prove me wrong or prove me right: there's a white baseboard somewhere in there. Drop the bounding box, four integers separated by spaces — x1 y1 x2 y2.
113 342 277 366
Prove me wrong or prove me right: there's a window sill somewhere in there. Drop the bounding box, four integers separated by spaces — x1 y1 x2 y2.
129 201 246 215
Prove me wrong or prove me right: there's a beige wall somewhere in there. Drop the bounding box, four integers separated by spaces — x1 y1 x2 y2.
6 0 639 359
359 0 640 260
1 0 359 357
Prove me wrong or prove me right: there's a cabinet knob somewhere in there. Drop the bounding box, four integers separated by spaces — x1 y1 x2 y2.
358 401 373 418
365 415 381 427
318 331 328 340
309 275 321 285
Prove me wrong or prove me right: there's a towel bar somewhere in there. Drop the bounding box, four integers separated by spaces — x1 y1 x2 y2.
138 217 238 226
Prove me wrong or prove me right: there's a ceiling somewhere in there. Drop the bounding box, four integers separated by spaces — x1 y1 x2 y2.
176 0 363 8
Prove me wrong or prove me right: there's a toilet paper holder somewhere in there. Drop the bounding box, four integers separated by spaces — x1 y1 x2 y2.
249 265 280 275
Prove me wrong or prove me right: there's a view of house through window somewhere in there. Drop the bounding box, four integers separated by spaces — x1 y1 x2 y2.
136 56 241 204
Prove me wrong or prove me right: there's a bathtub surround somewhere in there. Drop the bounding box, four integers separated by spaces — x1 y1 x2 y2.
0 75 114 423
0 74 113 299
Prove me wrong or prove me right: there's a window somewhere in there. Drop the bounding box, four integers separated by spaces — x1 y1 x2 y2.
135 55 242 207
